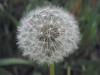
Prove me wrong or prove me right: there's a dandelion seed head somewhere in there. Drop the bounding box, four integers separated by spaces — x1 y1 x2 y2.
17 5 81 65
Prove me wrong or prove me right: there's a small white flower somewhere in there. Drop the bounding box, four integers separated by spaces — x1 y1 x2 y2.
17 5 81 65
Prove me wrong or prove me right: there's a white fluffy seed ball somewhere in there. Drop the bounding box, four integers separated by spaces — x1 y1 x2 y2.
17 5 81 65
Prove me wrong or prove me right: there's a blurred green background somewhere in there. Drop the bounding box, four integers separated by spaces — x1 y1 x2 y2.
0 0 100 75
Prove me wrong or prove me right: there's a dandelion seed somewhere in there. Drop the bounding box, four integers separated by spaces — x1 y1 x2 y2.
17 5 81 65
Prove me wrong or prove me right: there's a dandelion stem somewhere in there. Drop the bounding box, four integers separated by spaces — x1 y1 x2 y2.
67 66 71 75
50 63 55 75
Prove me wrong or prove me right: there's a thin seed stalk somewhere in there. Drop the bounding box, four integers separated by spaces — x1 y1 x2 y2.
50 63 55 75
67 66 71 75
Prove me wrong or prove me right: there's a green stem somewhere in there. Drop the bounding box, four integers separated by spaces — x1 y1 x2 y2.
67 66 71 75
50 63 55 75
